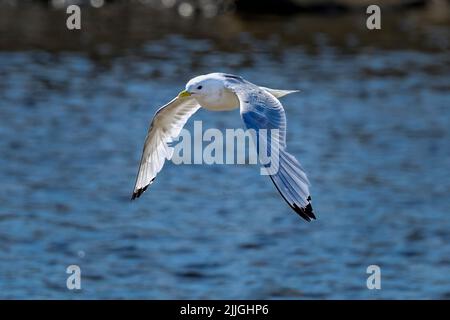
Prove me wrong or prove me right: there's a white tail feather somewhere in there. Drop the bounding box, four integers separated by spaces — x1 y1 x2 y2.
260 87 300 98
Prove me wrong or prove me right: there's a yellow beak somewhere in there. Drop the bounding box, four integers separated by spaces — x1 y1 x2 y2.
178 90 191 98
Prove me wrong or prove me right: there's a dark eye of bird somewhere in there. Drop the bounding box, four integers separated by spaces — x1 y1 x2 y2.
197 85 202 90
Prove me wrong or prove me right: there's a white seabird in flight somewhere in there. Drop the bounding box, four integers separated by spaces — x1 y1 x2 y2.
131 73 315 221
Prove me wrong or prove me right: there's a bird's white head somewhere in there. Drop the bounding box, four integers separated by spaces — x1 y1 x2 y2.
177 74 238 111
180 75 222 97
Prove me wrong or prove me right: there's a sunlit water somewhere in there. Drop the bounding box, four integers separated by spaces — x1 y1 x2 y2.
0 5 449 299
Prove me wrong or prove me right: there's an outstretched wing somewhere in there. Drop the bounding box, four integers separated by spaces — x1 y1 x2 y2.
224 77 315 221
131 96 200 200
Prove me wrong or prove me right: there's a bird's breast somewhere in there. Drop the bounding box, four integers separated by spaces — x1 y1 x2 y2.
196 88 240 111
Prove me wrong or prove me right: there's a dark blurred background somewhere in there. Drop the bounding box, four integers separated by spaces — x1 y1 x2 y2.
0 0 449 299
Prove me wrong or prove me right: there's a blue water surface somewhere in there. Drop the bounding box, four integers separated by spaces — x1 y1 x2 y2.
0 7 449 299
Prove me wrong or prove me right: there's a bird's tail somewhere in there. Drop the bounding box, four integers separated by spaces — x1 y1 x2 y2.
268 149 315 221
259 87 300 99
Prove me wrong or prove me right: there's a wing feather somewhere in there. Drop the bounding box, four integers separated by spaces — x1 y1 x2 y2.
224 78 315 221
131 96 200 200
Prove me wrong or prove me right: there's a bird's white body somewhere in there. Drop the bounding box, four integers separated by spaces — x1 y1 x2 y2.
185 73 298 111
184 73 238 111
194 86 240 111
132 72 315 221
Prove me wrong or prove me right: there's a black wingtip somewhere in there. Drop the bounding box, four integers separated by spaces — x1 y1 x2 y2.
268 175 316 222
130 182 151 201
292 196 316 222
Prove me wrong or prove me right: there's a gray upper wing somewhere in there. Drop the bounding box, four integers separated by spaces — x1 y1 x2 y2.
224 76 315 221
